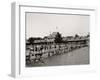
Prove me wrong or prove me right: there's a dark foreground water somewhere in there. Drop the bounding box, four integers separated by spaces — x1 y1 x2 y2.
26 47 89 67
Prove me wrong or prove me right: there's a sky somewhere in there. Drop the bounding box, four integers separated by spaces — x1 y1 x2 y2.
26 12 89 39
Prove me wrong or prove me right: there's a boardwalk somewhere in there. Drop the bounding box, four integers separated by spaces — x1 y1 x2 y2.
26 47 89 67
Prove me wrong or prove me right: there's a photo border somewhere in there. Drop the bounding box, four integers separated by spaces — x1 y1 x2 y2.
11 2 96 78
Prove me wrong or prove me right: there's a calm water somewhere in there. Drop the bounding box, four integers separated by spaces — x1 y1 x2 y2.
26 47 89 67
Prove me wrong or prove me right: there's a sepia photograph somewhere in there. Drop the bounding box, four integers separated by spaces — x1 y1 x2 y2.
25 12 90 67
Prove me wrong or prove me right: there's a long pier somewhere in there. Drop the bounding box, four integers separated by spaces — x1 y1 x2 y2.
26 37 89 64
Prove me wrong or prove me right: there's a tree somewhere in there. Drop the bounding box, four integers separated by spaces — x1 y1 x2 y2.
87 33 90 37
27 37 35 45
75 34 79 38
27 37 42 45
54 32 62 43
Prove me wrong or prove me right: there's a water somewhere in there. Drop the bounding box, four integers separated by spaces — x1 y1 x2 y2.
26 47 89 67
